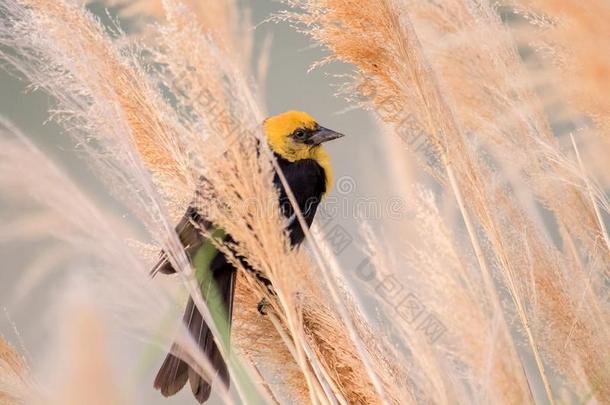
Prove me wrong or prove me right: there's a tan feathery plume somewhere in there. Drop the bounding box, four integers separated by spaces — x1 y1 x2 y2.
507 0 610 136
45 289 125 405
286 0 609 402
0 337 36 405
0 0 403 402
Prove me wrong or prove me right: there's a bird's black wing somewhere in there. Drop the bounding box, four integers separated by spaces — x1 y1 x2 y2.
151 206 212 276
153 207 236 404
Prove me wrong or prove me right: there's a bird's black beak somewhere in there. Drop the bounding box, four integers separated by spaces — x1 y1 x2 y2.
309 126 345 145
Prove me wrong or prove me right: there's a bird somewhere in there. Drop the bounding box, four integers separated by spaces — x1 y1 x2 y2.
152 110 345 403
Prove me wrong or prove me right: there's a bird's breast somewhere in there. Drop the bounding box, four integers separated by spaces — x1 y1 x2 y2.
273 156 327 245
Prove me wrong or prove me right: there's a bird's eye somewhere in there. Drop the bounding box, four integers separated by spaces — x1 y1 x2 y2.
294 129 306 139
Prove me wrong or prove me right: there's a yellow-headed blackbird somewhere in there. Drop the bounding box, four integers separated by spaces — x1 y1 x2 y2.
153 111 344 403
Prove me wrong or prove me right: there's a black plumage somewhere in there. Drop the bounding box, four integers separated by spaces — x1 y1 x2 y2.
275 154 327 244
153 155 327 403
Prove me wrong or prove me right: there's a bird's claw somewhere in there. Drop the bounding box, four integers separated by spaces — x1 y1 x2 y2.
257 298 268 315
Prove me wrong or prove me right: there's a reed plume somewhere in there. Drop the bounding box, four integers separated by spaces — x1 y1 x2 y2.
507 0 610 136
0 336 34 405
44 287 126 405
355 185 531 404
287 0 609 402
0 0 402 403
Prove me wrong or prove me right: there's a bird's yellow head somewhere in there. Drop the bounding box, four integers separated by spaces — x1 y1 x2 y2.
263 110 344 192
263 111 344 160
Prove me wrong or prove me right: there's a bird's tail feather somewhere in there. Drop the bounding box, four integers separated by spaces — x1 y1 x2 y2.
153 347 189 397
154 265 236 403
